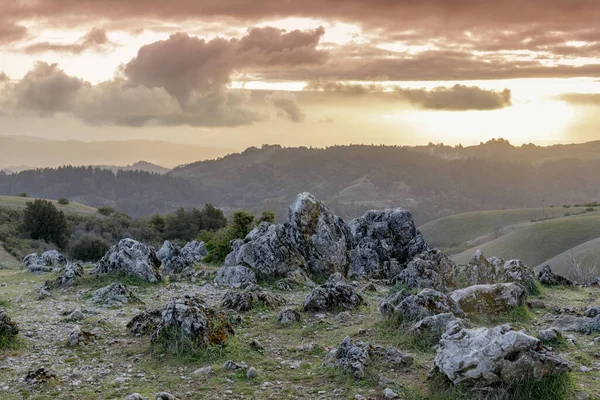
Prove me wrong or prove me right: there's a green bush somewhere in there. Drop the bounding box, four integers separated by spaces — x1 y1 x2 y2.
21 199 68 249
70 235 110 262
97 206 116 216
18 192 27 198
57 197 69 205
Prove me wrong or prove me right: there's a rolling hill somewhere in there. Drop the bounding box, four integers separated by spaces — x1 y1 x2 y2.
0 195 98 216
538 237 600 276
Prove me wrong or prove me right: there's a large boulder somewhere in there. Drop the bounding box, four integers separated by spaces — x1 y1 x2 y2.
499 259 537 294
56 262 83 286
379 289 463 322
89 283 140 307
94 238 161 282
435 324 571 387
538 265 573 286
0 310 19 337
551 314 600 334
391 249 454 292
156 240 194 274
152 296 234 350
303 280 365 312
450 283 526 315
180 241 207 264
214 266 257 289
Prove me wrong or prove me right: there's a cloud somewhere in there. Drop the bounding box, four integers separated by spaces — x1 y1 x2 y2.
23 28 113 54
0 19 28 45
0 26 326 126
304 81 512 110
265 92 306 122
558 93 600 106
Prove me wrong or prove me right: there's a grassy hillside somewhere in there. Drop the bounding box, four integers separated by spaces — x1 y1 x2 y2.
539 237 600 276
420 206 590 254
0 195 98 215
0 245 19 267
451 213 600 268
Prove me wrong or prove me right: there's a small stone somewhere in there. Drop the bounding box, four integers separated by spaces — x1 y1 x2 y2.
125 394 148 400
155 393 178 400
580 366 592 372
250 339 264 352
383 388 398 399
223 360 245 370
355 395 367 400
193 366 213 376
336 311 352 323
246 367 259 379
277 308 302 325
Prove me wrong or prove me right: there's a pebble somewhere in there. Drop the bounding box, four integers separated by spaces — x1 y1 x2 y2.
383 388 398 399
246 367 259 379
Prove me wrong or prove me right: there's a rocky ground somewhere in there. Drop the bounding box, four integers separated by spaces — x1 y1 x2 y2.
0 265 599 400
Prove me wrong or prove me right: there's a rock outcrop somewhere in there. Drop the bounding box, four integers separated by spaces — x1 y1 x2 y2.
277 308 302 325
551 314 600 334
225 192 453 289
538 265 573 286
180 241 207 264
89 283 140 307
214 266 257 289
23 250 67 273
56 262 83 286
94 238 161 282
322 337 372 379
127 309 163 336
379 289 463 321
303 280 365 312
157 240 205 274
410 313 470 342
151 296 234 350
435 324 571 387
449 283 526 315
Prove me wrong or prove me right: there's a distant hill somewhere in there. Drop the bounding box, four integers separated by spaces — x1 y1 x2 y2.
93 161 170 175
0 195 98 216
0 136 235 169
539 237 600 277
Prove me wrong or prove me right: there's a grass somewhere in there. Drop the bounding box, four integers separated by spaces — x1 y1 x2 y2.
419 207 592 254
0 332 25 351
451 214 600 269
0 195 98 216
427 370 574 400
468 305 533 326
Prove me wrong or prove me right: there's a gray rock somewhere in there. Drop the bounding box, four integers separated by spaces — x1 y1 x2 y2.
391 250 454 292
157 240 203 274
450 283 525 315
66 309 85 322
584 306 600 318
384 346 413 367
68 325 95 346
551 315 600 334
0 310 19 336
383 388 398 399
125 394 148 400
410 313 470 341
223 360 246 370
23 250 67 273
246 367 259 379
193 366 213 376
277 308 302 325
155 393 178 400
24 368 57 385
56 262 83 286
435 324 572 387
89 283 140 307
336 311 352 323
180 240 208 264
538 264 573 286
303 281 365 312
322 336 371 379
222 289 285 312
379 289 463 321
214 265 257 289
156 240 180 263
94 238 161 282
152 296 234 350
451 249 499 286
499 259 537 293
539 328 562 342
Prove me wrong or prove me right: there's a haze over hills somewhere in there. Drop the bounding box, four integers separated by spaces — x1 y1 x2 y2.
0 136 235 169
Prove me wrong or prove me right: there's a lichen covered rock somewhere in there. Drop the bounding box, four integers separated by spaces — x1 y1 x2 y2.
538 265 573 286
89 283 140 307
94 238 161 282
214 265 257 289
0 310 19 337
303 280 365 312
379 289 463 322
450 283 526 315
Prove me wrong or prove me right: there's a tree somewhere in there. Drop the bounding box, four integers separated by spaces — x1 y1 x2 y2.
70 235 110 262
22 199 68 249
97 206 115 216
149 213 166 234
58 197 69 205
164 207 198 242
230 211 255 239
256 210 276 224
198 203 227 231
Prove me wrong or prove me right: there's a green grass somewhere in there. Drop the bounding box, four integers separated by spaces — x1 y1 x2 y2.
427 370 574 400
468 305 533 326
451 214 600 269
541 236 600 274
419 207 591 254
0 195 98 216
0 332 25 351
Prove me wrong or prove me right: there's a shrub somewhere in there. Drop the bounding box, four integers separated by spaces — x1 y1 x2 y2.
97 206 116 216
18 192 27 198
21 199 68 249
256 211 276 224
57 197 69 205
70 235 110 262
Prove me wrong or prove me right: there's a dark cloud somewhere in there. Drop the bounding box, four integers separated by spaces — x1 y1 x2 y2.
265 92 306 122
0 20 28 44
23 28 113 54
304 81 512 111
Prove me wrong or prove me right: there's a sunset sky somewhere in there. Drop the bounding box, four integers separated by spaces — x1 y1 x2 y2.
2 0 600 149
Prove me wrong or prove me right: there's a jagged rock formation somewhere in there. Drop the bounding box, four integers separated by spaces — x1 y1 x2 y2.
126 309 163 336
453 250 537 293
449 283 526 315
94 238 161 282
157 240 207 275
410 313 470 342
56 262 83 286
214 266 257 289
303 280 365 312
23 250 68 273
435 324 571 387
88 283 140 307
277 308 302 325
180 241 207 263
551 314 600 334
68 325 95 346
151 296 234 350
538 265 573 286
225 192 452 290
322 337 372 379
378 289 463 321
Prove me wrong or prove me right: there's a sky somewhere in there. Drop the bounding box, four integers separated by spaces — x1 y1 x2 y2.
1 0 600 149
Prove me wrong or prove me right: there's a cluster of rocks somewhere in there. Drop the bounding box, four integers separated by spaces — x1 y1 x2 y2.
214 265 257 289
322 336 413 379
224 192 453 290
452 250 538 293
94 238 162 282
88 283 141 307
303 277 365 312
22 250 67 273
156 240 207 275
221 287 286 312
538 264 573 286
